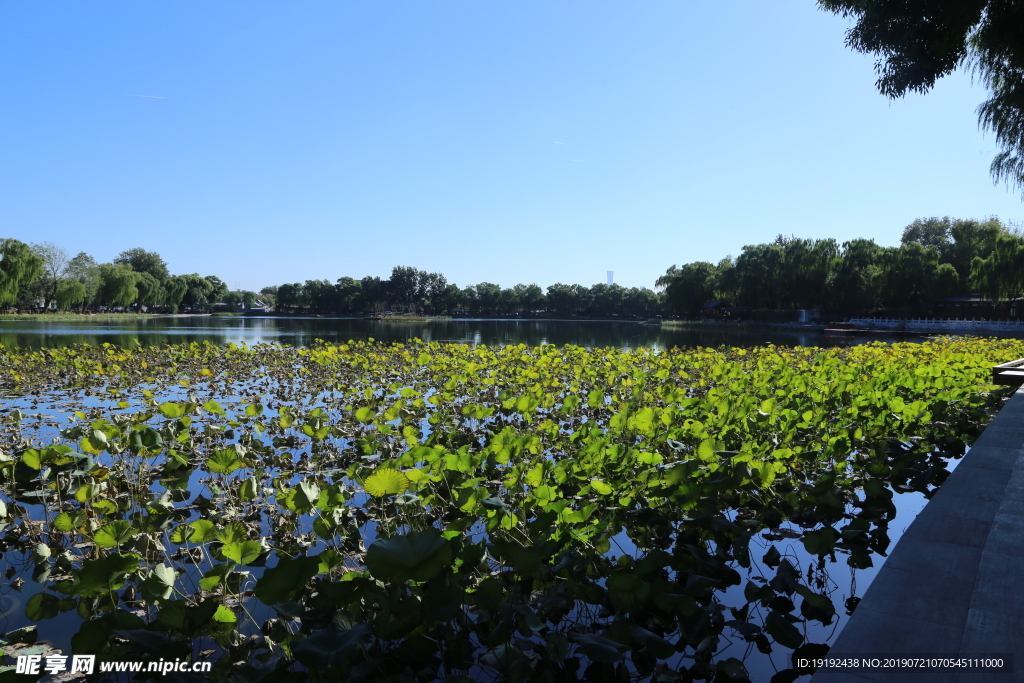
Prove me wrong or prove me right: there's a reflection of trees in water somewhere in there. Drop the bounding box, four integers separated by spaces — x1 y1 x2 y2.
0 318 900 351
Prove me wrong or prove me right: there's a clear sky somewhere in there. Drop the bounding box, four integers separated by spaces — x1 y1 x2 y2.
1 2 1021 293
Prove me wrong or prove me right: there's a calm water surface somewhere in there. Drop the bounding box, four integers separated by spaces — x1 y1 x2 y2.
0 315 918 349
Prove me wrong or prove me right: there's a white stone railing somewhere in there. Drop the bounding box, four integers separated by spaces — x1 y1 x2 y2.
848 318 1024 332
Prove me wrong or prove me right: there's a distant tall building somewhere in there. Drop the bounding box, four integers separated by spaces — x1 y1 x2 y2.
607 271 613 286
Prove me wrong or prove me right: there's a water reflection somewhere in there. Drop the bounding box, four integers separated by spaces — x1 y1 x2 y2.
0 316 917 350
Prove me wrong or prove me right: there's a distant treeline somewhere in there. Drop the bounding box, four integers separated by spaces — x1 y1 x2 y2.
0 240 230 313
11 215 1023 320
657 217 1024 317
263 266 662 317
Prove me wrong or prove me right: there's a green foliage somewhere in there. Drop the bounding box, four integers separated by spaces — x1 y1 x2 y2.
114 247 170 281
0 238 44 306
658 218 1017 317
97 263 140 308
0 337 1018 679
362 468 409 497
366 530 451 582
819 0 1024 193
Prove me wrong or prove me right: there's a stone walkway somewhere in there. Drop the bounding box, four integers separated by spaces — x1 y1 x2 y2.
813 386 1024 683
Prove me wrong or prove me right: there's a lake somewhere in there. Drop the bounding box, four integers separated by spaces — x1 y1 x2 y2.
0 315 911 349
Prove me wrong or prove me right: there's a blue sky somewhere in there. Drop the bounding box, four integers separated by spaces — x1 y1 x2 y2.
1 1 1020 293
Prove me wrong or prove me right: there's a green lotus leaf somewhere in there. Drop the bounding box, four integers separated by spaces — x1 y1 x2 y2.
363 468 409 498
189 519 217 543
292 623 371 669
365 530 451 583
207 448 244 474
607 572 651 612
141 564 176 602
30 543 51 564
158 402 184 419
239 476 258 502
213 604 236 623
71 553 139 597
221 540 262 565
254 555 322 605
199 564 233 591
25 593 61 622
94 520 135 548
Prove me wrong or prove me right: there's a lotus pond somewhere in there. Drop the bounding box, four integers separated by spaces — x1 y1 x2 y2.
0 337 1020 682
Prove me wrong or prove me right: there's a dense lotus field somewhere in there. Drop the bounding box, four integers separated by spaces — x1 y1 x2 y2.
0 337 1021 682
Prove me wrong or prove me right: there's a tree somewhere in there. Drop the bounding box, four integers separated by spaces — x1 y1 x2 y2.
972 233 1024 303
97 263 140 309
31 242 71 311
66 253 101 308
177 274 223 312
357 277 386 312
659 262 717 316
518 284 545 313
258 286 278 309
0 239 44 307
498 286 520 316
438 283 464 314
461 286 479 314
135 272 165 308
901 217 953 254
305 279 336 312
164 276 188 313
55 279 86 310
545 283 576 316
277 283 308 309
880 242 940 310
387 266 421 312
204 276 228 306
713 257 739 304
475 283 502 315
946 217 1007 281
777 237 838 310
419 272 448 314
828 239 884 315
623 287 659 317
901 216 1009 289
335 277 362 313
114 248 169 281
224 291 244 310
934 262 961 299
734 243 785 309
820 0 1024 192
589 283 626 316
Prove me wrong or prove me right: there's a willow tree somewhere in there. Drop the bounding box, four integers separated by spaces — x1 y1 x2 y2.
55 279 87 310
66 253 101 308
820 0 1024 193
98 264 140 309
136 272 165 308
971 233 1024 304
0 239 44 306
164 276 188 313
658 262 717 316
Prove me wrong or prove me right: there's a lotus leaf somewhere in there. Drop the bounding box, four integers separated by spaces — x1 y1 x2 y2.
363 468 409 498
365 530 451 582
